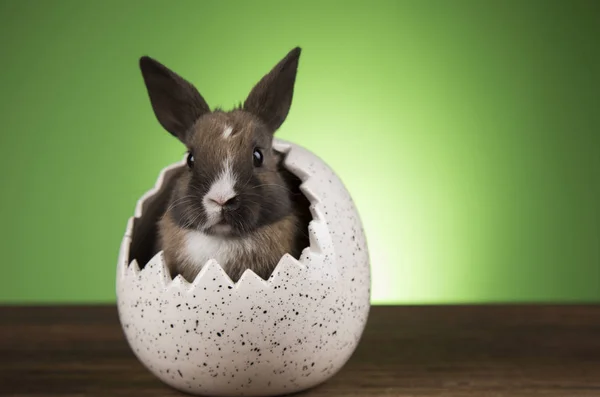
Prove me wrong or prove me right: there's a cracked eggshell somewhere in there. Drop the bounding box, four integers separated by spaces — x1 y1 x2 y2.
116 139 371 396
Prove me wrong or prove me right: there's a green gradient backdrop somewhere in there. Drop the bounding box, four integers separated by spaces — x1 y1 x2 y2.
0 0 598 304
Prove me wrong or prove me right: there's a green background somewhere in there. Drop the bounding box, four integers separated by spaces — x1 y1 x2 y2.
1 0 598 305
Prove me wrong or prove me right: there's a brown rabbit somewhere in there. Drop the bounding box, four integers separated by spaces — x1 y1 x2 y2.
139 47 311 283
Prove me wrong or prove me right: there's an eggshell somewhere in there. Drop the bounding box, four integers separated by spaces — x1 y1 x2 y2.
116 138 371 396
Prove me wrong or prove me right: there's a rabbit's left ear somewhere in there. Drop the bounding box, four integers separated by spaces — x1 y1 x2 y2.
139 56 211 144
243 47 301 133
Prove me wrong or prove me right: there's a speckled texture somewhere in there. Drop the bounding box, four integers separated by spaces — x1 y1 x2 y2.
116 139 371 397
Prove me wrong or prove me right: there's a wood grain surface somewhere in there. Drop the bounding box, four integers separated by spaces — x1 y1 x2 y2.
0 305 599 396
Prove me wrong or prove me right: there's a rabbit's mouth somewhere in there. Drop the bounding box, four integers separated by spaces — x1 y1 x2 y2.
205 215 234 235
209 222 232 236
205 211 251 237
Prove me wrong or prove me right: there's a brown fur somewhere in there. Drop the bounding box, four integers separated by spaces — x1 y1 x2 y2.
159 207 306 282
140 47 310 282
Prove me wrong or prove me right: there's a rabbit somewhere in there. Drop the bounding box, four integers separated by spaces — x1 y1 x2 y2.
139 47 311 283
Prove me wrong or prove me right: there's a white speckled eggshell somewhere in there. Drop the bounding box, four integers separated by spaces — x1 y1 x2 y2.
116 139 371 396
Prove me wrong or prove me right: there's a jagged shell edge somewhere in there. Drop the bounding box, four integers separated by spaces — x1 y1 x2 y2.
118 139 333 291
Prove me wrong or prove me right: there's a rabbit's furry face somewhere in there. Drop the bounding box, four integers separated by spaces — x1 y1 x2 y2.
169 109 293 237
139 47 302 238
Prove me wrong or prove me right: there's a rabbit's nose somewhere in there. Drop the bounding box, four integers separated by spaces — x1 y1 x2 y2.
211 195 239 211
222 196 240 211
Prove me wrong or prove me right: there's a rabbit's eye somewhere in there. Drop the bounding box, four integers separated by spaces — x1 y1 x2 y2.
253 148 263 167
186 152 195 168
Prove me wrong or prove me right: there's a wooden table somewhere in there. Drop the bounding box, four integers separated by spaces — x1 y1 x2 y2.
0 305 598 396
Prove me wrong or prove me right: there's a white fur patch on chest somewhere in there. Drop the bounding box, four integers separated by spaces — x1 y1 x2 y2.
181 230 250 274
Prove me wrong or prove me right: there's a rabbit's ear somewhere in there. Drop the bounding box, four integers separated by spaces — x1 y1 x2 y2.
139 56 210 144
243 47 301 133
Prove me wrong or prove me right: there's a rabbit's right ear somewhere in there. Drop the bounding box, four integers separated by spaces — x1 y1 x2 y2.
139 56 210 144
